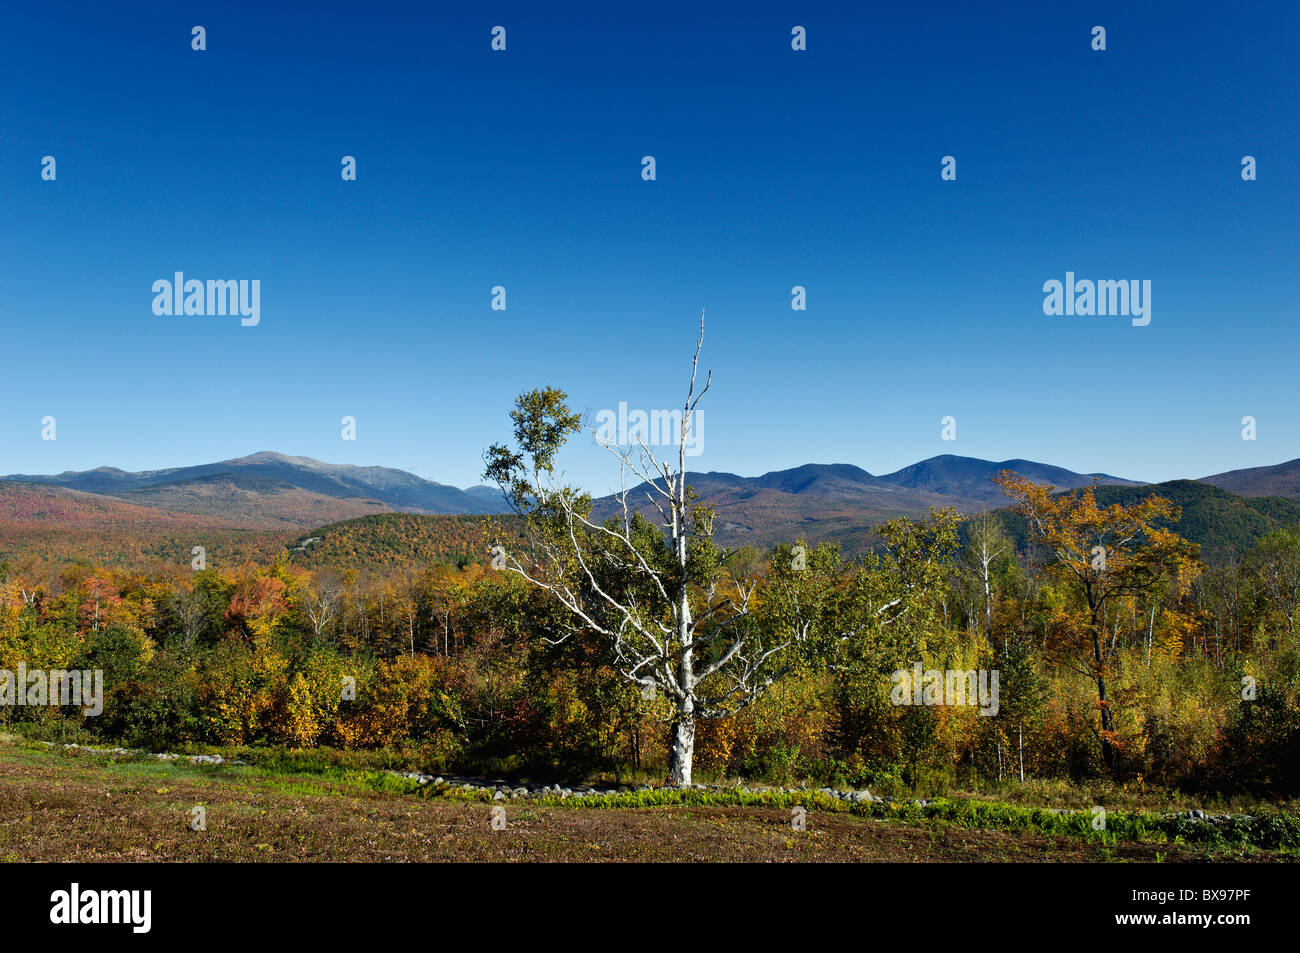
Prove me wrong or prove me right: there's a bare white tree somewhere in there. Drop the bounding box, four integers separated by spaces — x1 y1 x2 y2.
303 569 344 642
485 313 804 785
962 511 1010 648
168 585 206 649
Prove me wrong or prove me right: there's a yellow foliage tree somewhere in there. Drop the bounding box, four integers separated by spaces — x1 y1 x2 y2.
995 471 1201 773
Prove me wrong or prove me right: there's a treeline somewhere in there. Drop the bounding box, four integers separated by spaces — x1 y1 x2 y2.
1 509 1298 795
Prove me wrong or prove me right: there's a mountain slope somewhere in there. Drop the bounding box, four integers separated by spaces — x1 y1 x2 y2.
3 452 513 520
285 513 526 570
0 482 288 568
877 455 1140 504
995 480 1300 566
1200 458 1300 500
592 457 1140 553
113 472 393 528
0 481 224 530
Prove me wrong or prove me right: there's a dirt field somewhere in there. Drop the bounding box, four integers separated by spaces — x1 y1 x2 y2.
0 743 1281 863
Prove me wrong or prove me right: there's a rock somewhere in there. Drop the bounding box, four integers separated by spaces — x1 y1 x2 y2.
493 790 507 800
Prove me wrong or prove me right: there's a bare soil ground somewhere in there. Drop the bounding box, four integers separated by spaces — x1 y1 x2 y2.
0 744 1281 863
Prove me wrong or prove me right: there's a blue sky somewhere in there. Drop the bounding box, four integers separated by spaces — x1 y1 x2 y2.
2 1 1296 493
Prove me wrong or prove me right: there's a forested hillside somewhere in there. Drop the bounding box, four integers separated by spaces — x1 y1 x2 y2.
0 481 290 570
995 480 1300 566
286 513 526 569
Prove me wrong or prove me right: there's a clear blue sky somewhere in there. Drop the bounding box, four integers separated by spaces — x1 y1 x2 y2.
2 1 1296 493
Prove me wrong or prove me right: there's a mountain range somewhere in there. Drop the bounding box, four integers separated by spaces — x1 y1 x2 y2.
589 457 1142 552
2 451 510 527
5 451 1300 567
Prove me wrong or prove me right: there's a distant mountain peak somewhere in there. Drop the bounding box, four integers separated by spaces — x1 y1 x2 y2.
878 454 1137 494
226 451 332 468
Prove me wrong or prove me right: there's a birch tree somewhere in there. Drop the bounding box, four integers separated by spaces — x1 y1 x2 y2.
960 512 1011 648
302 570 344 643
484 316 819 785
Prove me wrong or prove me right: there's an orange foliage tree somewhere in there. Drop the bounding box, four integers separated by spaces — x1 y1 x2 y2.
995 471 1201 773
